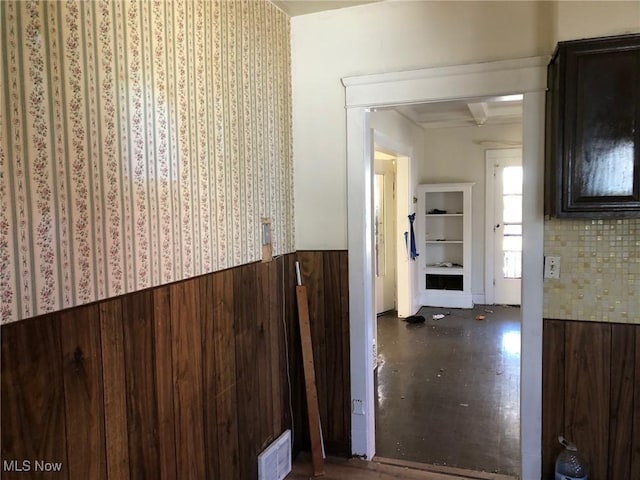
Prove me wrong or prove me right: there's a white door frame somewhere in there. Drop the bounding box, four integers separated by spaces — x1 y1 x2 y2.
485 148 523 306
342 57 547 479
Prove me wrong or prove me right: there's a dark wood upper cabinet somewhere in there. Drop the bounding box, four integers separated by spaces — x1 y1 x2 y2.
546 34 640 217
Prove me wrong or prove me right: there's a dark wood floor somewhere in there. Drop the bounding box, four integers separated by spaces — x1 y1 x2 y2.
375 306 521 476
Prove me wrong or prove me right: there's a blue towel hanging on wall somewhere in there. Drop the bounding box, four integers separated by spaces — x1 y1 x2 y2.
408 213 418 260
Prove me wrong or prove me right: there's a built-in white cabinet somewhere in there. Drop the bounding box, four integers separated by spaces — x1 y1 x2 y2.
416 183 474 308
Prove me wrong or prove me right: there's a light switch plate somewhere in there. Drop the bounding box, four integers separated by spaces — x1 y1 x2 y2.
544 256 560 279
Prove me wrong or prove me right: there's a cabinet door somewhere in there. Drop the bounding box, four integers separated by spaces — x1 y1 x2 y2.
548 34 640 217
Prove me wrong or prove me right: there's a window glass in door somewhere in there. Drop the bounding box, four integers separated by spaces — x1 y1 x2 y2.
501 166 523 280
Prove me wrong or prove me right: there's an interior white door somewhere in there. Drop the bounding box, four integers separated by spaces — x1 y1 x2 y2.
374 158 397 314
490 150 522 305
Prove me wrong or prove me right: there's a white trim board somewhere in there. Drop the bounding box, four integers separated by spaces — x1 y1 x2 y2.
343 56 547 479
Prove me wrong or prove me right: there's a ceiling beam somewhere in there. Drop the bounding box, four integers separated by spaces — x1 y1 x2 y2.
467 102 490 126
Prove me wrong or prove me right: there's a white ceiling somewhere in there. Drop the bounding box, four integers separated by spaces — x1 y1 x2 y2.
272 0 381 17
389 95 524 129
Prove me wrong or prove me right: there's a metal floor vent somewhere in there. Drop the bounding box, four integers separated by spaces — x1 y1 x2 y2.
258 429 292 480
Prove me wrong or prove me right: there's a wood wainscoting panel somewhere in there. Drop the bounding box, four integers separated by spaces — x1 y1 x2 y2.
208 268 240 479
322 250 351 455
1 314 68 480
200 273 220 479
632 327 640 479
121 289 161 479
543 319 640 479
60 304 106 480
170 278 206 479
151 286 178 480
234 262 262 480
541 319 565 478
0 252 350 479
99 298 131 480
608 324 635 479
293 251 351 456
564 321 611 480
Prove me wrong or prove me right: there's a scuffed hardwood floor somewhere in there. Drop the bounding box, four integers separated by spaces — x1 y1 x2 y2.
287 456 518 480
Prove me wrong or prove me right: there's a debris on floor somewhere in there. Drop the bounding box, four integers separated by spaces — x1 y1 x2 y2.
404 314 426 324
475 315 485 321
432 312 450 320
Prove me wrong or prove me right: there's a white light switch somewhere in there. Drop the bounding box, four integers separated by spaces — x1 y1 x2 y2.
544 256 560 279
352 399 365 415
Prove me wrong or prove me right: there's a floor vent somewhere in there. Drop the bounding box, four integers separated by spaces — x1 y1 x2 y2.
258 429 292 480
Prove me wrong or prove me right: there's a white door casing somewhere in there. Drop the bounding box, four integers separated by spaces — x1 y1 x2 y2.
343 57 547 479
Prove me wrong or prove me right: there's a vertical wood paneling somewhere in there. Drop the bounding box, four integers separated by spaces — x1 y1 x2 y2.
200 274 220 479
632 327 640 479
542 319 565 478
152 286 177 480
608 323 635 479
323 250 351 454
285 253 309 451
234 263 261 480
122 290 160 479
543 319 640 480
257 261 275 446
60 304 107 480
99 298 131 480
0 252 348 480
269 257 284 436
211 268 240 479
297 251 328 433
338 252 351 450
0 314 68 480
170 278 206 479
564 321 610 480
290 251 351 456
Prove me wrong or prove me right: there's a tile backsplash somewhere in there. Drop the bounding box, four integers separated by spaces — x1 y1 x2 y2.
544 218 640 324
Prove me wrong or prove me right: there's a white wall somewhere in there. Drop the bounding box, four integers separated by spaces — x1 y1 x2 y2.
291 0 640 250
292 0 554 249
420 123 522 300
552 1 640 42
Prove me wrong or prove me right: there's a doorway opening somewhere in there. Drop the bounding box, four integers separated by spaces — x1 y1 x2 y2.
374 150 398 316
372 100 524 476
343 57 546 480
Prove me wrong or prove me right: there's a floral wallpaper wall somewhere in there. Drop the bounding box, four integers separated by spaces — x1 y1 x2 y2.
0 0 294 323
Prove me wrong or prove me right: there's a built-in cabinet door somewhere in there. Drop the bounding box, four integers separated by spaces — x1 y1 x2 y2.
546 34 640 217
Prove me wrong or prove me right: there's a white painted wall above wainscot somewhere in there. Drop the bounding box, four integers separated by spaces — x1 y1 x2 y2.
292 0 555 250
